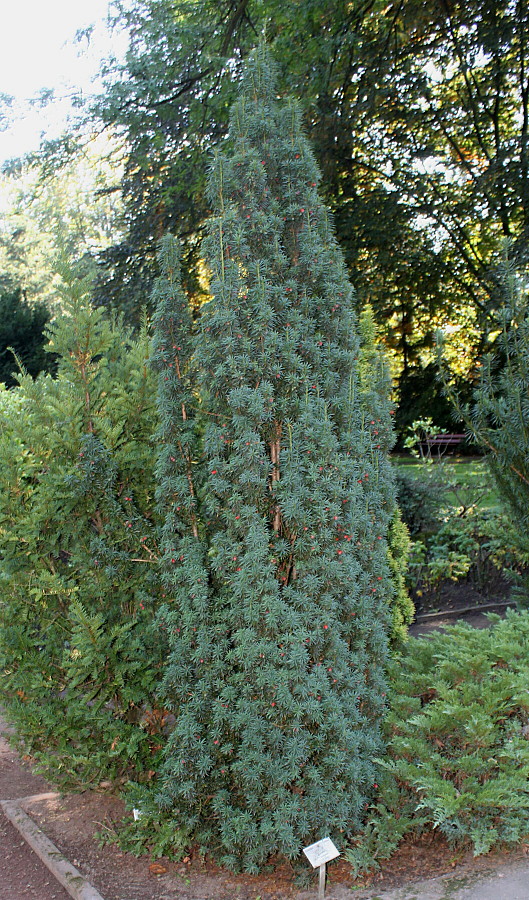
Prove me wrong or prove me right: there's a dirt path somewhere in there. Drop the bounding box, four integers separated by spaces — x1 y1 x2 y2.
0 724 71 900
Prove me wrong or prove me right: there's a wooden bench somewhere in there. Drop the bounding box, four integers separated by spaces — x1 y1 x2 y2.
421 433 467 454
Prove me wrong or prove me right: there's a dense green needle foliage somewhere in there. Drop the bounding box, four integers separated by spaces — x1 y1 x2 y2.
151 47 396 871
0 271 166 786
358 305 413 643
346 610 529 874
0 288 56 386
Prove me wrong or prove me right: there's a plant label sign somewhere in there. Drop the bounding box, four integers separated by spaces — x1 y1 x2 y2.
303 837 340 868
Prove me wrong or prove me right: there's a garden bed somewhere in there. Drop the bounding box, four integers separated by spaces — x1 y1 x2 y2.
19 788 529 900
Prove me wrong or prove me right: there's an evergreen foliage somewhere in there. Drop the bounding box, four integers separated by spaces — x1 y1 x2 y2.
152 47 396 872
91 0 528 439
441 255 529 588
357 305 413 643
0 271 165 786
346 610 529 873
0 288 56 386
467 262 529 548
386 510 414 645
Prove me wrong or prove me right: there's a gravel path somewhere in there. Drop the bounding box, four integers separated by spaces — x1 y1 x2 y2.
0 720 71 900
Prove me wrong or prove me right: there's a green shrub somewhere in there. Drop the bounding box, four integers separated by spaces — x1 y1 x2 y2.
0 272 166 787
387 509 414 644
407 507 529 600
395 469 444 535
346 610 529 873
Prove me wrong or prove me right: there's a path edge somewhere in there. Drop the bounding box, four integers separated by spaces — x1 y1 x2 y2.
1 795 107 900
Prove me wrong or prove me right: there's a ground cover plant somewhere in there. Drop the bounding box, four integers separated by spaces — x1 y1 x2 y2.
346 609 529 875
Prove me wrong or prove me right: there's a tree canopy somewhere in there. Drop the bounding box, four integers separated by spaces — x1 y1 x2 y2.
2 0 527 431
80 0 526 431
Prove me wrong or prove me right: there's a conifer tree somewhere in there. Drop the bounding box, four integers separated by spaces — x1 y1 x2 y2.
358 305 413 644
153 46 396 872
441 254 529 561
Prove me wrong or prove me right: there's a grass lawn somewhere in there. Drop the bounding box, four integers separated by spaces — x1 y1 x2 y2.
392 453 501 511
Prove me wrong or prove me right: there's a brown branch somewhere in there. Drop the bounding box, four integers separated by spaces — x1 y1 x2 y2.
220 0 249 56
270 423 282 533
91 511 104 535
471 431 529 488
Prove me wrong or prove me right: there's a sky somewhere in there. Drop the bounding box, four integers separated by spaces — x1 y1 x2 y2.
0 0 128 163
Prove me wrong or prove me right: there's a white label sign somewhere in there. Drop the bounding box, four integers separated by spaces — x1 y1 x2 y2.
303 837 340 869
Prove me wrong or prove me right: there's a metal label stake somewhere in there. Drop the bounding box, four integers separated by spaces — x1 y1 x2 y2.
318 861 326 900
303 837 340 900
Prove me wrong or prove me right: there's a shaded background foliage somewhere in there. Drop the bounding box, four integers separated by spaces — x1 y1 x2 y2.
2 0 528 438
0 289 56 386
84 0 529 433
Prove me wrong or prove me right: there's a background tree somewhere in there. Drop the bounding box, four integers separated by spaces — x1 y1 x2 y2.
88 0 529 434
0 132 124 311
151 47 395 871
0 288 56 385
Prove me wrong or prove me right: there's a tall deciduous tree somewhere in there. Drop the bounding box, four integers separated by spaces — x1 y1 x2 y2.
151 46 395 872
0 133 124 311
93 0 529 431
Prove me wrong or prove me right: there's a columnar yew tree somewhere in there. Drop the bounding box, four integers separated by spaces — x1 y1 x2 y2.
152 46 395 872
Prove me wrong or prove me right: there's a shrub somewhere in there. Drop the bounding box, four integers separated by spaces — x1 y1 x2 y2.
346 610 529 874
387 509 414 644
395 469 444 535
0 271 166 787
407 507 529 600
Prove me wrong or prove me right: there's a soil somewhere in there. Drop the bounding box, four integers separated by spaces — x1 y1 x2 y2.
11 781 529 900
409 572 516 635
1 584 525 900
0 809 72 900
0 723 75 900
